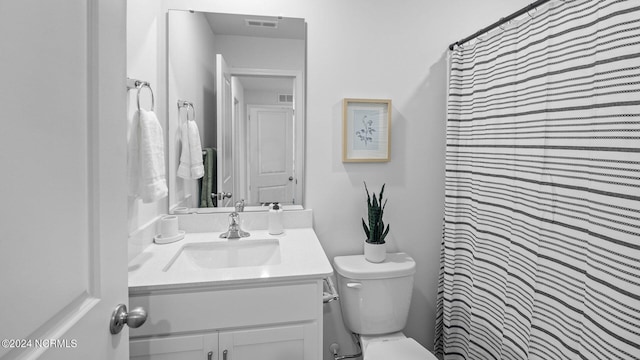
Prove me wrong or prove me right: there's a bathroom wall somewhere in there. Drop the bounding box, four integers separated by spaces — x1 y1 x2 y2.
127 0 167 246
245 89 294 106
129 0 532 356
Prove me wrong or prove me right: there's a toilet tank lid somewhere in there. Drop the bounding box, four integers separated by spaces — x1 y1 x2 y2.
334 252 416 279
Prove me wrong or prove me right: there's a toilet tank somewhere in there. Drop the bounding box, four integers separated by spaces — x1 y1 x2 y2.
334 253 416 335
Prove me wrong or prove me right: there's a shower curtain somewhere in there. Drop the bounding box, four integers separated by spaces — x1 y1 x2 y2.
435 1 640 359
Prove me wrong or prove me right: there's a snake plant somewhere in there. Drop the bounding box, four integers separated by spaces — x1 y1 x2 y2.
362 182 390 244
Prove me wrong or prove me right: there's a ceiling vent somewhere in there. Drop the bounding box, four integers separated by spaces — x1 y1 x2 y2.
278 94 293 103
245 19 278 29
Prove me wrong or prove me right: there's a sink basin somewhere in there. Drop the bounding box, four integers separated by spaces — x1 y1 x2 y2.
164 238 281 271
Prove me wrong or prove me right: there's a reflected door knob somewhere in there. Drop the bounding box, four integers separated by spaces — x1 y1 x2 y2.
109 304 147 334
212 192 232 200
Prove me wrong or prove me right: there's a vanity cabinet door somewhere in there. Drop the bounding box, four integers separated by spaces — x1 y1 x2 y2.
130 333 217 360
219 322 319 360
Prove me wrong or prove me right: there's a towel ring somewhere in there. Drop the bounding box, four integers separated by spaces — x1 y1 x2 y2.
137 83 155 112
177 100 195 122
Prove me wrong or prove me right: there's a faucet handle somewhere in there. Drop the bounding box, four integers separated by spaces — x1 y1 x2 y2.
235 199 245 212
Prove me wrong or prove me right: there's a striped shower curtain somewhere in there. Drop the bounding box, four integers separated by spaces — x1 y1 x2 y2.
435 1 640 359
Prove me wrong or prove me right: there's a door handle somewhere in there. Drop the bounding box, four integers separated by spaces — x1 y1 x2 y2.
212 192 232 200
109 304 147 334
288 176 294 181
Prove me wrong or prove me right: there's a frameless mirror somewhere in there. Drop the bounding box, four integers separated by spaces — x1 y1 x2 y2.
167 10 306 213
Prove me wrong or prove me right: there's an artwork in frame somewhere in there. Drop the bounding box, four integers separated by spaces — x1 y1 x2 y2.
342 98 391 162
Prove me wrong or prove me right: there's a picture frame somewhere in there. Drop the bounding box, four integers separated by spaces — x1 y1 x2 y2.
342 98 391 162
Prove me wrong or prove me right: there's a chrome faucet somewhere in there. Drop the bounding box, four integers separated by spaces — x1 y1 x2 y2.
219 200 250 239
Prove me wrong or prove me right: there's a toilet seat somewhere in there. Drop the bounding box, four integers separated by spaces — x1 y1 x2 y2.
361 336 437 360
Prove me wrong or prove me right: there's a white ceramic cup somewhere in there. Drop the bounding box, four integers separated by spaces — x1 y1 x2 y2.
159 215 179 238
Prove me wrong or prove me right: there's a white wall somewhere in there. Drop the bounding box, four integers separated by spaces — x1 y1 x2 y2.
130 0 532 357
126 0 167 241
245 89 293 105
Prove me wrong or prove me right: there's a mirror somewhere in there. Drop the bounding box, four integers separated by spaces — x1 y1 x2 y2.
167 10 306 213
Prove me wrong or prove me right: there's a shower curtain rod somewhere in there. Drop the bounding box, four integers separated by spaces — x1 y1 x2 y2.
448 0 551 50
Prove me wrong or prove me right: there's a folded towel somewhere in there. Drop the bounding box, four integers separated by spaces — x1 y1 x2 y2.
177 120 204 179
137 109 168 203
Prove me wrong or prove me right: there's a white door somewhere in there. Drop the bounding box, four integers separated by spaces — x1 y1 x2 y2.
0 1 129 360
216 54 234 207
248 106 295 204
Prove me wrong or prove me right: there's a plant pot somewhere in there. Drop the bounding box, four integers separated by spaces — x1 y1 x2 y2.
364 241 386 263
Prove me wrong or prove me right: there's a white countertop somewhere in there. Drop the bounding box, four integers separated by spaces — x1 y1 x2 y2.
128 228 333 293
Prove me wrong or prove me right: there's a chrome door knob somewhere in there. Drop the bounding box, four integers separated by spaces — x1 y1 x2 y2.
212 192 232 200
109 304 147 334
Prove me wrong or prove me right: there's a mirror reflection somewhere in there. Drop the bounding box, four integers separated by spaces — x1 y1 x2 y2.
167 10 306 212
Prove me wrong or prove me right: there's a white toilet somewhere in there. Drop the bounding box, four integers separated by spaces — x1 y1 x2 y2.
334 252 437 360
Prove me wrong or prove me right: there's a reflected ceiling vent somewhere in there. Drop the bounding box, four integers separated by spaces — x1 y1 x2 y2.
245 19 278 29
278 94 293 103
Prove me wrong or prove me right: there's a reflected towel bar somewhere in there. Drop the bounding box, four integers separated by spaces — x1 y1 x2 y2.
178 100 195 122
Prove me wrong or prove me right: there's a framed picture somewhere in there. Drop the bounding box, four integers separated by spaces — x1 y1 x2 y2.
342 98 391 162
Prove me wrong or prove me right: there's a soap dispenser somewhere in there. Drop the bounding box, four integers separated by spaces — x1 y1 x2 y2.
268 202 284 235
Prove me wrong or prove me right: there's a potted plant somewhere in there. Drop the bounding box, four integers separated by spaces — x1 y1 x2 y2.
362 182 390 262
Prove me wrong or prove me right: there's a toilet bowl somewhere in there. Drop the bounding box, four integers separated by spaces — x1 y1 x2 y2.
334 253 437 360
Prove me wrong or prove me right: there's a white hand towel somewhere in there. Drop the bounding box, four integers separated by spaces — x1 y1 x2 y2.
137 109 168 203
127 111 141 197
177 120 204 179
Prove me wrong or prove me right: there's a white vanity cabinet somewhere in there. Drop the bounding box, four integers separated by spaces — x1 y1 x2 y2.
128 279 323 360
218 323 317 360
130 333 217 360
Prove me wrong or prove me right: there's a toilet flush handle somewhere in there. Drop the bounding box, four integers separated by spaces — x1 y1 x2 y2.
346 282 363 289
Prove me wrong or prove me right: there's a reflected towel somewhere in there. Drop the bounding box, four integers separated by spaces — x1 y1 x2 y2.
136 109 168 203
200 147 216 208
177 120 204 179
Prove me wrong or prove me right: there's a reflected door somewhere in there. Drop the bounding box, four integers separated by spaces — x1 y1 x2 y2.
216 54 234 207
248 106 295 204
